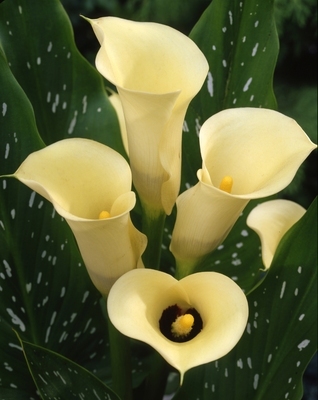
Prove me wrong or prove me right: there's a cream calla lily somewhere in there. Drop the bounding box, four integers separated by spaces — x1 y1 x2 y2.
88 16 209 214
246 199 306 269
170 108 317 275
11 138 147 296
107 269 248 384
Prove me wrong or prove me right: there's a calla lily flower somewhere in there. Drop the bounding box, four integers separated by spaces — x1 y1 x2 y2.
170 108 317 276
246 199 306 269
11 138 147 296
107 269 248 384
88 16 209 215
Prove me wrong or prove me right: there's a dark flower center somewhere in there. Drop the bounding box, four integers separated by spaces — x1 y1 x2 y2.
159 304 203 343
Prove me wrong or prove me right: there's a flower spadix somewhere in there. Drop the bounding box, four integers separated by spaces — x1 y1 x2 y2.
170 108 317 276
12 138 147 296
107 269 248 384
247 199 306 269
87 16 209 215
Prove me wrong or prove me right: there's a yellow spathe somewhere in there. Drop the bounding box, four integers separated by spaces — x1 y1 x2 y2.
170 108 317 274
247 199 306 269
12 138 147 295
88 16 209 215
107 269 248 384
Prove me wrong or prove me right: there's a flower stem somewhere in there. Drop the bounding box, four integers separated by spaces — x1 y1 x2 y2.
104 297 133 400
141 351 171 400
174 258 199 280
141 205 166 270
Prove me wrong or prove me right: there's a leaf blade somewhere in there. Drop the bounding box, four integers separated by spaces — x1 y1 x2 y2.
173 198 317 400
16 334 120 400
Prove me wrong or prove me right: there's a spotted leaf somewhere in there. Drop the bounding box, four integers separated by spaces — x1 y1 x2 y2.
190 0 278 120
16 334 120 400
173 197 317 400
0 0 116 397
0 0 124 154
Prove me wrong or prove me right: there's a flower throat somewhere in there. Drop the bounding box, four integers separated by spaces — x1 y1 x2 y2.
159 304 203 343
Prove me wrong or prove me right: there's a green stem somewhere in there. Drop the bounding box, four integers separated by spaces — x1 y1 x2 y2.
141 204 166 270
141 351 171 400
104 298 133 400
174 257 201 280
139 205 171 397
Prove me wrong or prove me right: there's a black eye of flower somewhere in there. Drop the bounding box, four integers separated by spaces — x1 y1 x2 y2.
159 304 203 343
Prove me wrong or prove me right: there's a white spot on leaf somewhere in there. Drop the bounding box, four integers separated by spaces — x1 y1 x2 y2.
82 95 88 114
6 309 26 332
253 374 259 389
4 143 10 159
3 260 12 277
298 339 310 351
68 111 78 134
243 78 253 92
207 72 213 97
280 281 286 299
182 120 189 132
2 103 7 116
82 291 89 303
228 11 233 25
252 43 259 56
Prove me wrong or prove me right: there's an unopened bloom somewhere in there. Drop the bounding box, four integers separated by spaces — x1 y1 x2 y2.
11 138 147 296
88 16 209 215
170 108 317 276
247 199 306 269
107 269 248 384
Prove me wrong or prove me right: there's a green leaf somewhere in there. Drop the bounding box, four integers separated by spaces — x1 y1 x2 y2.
0 47 44 174
194 199 267 294
190 0 278 119
0 178 112 395
16 334 120 400
0 0 125 155
173 197 317 400
180 0 279 193
0 1 115 396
